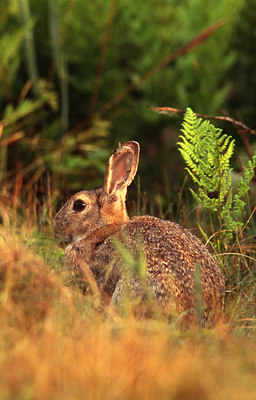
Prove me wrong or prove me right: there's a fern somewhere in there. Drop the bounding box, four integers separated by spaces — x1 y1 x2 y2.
178 108 256 243
2 80 58 127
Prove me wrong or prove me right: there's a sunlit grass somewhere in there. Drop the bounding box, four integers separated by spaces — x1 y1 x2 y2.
0 164 256 399
0 219 256 399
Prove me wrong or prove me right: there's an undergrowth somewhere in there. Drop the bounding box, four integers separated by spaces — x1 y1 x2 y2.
177 108 256 321
1 111 256 399
0 220 256 399
0 1 256 397
179 108 256 246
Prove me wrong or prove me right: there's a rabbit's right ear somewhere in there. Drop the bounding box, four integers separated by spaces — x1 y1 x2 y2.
104 141 140 196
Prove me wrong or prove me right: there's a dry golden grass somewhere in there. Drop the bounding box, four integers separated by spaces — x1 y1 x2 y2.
0 228 256 400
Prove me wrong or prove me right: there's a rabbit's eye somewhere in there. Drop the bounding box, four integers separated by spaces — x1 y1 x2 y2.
73 199 87 211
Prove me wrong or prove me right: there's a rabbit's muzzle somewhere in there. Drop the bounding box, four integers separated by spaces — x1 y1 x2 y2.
53 209 75 245
54 225 73 246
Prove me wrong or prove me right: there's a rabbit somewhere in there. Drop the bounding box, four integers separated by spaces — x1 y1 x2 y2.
54 141 225 325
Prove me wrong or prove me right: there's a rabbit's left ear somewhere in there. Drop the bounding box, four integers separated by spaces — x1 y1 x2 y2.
104 141 140 196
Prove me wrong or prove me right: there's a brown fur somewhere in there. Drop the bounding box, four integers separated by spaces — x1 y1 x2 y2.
54 141 225 325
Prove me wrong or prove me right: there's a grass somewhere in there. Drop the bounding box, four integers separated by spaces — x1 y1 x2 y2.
0 204 256 399
1 160 256 399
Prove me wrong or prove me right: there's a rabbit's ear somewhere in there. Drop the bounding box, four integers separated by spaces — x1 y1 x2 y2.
104 141 140 195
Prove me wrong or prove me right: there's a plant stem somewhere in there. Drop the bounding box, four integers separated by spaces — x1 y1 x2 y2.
87 0 117 123
18 0 40 98
49 0 69 134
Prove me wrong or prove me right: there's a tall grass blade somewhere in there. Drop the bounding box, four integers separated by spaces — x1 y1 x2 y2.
18 0 40 97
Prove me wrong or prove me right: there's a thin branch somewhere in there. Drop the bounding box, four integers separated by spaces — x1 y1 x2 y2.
18 80 33 104
68 20 225 136
149 106 256 136
217 252 256 263
96 20 225 119
239 131 253 158
0 131 25 147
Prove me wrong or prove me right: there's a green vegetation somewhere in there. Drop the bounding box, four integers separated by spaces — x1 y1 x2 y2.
1 0 254 196
179 108 256 245
1 0 256 398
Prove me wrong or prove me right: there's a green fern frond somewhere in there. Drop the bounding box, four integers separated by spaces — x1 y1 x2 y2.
178 107 256 245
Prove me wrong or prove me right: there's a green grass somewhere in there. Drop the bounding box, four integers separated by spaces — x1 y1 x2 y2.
0 207 256 399
1 135 256 398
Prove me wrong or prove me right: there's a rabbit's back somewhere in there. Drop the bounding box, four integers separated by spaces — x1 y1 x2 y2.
118 216 224 322
66 215 225 324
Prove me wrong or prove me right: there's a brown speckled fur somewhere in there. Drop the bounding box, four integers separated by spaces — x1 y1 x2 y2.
54 141 225 326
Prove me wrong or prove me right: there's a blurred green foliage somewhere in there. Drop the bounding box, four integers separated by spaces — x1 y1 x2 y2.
0 0 255 212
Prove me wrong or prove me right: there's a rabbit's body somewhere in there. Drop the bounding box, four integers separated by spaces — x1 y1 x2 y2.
54 141 225 325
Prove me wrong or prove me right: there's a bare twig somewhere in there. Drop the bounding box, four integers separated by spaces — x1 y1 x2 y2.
0 131 25 147
18 80 33 104
68 20 225 136
150 105 256 183
149 106 256 136
239 131 254 158
217 253 256 263
96 20 225 119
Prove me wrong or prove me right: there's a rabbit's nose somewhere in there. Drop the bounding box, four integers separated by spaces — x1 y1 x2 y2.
54 229 72 247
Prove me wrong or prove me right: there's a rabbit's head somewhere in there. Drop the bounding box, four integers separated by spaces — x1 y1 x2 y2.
54 141 140 244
